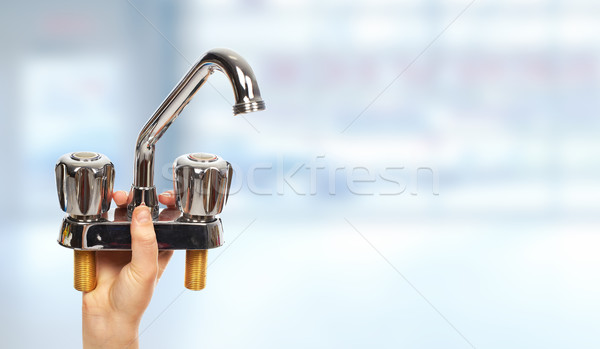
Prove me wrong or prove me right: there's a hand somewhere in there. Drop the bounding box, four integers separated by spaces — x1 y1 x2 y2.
82 190 177 349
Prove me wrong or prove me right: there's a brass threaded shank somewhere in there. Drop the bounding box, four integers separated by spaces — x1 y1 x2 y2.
74 250 97 292
185 250 207 290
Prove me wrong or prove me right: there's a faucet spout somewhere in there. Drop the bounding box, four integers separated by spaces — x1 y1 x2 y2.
128 48 265 217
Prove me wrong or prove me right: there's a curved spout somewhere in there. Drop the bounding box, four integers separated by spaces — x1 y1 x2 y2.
133 48 265 187
128 48 265 217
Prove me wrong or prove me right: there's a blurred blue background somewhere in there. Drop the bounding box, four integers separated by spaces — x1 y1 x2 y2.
1 0 599 348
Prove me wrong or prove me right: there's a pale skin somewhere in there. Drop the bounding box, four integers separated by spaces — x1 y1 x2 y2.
82 190 176 349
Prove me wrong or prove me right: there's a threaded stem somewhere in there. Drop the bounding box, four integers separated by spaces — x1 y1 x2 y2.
74 250 97 292
185 250 207 290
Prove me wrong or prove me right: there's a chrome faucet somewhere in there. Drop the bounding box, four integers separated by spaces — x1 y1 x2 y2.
128 48 266 218
55 48 265 292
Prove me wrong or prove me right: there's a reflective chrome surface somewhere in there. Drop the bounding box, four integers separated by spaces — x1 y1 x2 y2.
58 208 224 250
55 152 114 218
128 48 266 217
174 153 232 220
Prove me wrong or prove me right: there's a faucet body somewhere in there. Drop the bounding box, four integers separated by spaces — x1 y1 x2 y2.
129 48 265 217
55 48 265 291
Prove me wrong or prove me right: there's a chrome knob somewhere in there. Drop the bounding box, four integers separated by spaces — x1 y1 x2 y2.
55 151 115 219
173 152 232 220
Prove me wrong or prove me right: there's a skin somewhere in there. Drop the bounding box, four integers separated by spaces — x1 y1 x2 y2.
82 190 176 349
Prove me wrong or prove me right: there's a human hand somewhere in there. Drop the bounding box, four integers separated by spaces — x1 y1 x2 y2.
81 190 177 349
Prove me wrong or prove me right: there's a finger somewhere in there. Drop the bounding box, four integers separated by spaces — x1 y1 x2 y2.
113 190 129 208
128 205 158 285
158 190 177 208
157 250 174 282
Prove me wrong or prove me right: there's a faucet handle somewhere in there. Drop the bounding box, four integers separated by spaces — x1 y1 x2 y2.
173 153 232 220
55 151 115 219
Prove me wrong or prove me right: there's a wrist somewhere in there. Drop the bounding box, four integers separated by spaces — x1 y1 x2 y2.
82 311 140 348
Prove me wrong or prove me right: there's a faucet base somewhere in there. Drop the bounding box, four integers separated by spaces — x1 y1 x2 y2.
127 185 159 219
57 208 224 250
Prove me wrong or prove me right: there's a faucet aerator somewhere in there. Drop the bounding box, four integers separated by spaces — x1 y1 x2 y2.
233 99 266 116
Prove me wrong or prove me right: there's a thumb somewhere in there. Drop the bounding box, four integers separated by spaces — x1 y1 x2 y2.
129 205 159 285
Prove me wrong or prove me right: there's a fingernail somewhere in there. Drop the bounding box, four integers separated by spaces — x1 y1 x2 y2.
135 206 152 224
161 192 172 197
